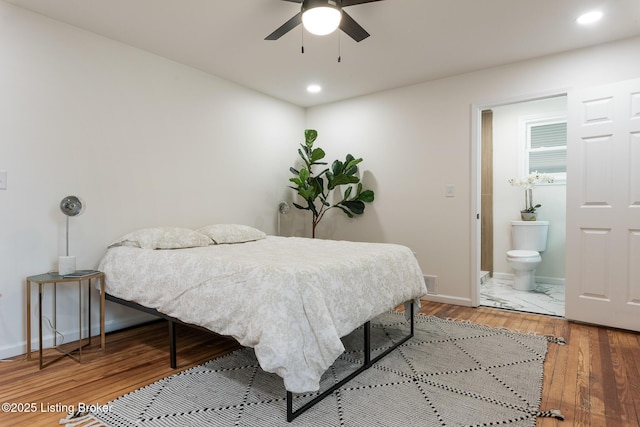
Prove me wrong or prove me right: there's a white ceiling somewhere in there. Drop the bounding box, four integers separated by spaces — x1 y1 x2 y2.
6 0 640 107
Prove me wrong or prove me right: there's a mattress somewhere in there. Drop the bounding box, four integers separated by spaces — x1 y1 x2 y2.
98 236 427 393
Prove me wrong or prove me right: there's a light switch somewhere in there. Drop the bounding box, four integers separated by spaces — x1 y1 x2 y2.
0 171 6 190
445 184 455 197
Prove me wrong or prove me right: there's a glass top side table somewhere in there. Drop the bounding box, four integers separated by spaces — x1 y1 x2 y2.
25 271 105 369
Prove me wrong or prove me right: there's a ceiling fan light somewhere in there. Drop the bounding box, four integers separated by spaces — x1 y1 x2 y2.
302 6 342 36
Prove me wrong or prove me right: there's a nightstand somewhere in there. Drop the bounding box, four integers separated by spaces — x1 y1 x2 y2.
25 271 105 369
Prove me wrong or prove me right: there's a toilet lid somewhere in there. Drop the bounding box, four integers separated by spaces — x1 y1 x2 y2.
507 250 539 258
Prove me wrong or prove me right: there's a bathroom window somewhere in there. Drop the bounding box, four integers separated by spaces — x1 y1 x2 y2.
524 115 567 183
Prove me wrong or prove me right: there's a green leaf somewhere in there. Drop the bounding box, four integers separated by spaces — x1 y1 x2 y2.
325 171 334 182
299 168 309 182
289 167 299 175
309 177 324 198
305 129 317 147
310 148 326 163
298 188 314 199
328 173 354 189
357 189 375 203
343 186 353 200
341 200 365 215
336 206 354 218
344 157 362 171
332 159 343 176
307 198 319 217
316 168 330 178
344 166 358 176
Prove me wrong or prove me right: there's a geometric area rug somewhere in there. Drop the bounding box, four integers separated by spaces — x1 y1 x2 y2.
62 312 564 427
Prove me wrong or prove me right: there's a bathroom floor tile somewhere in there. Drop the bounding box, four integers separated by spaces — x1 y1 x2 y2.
480 278 565 317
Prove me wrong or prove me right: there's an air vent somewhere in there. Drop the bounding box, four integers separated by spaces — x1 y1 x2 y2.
424 275 438 294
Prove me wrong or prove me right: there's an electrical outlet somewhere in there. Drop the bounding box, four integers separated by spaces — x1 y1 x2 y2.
0 170 6 190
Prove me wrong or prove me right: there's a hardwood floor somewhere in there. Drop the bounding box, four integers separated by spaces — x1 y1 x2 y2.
1 301 638 426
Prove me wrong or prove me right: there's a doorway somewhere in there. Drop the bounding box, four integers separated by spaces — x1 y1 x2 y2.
476 95 567 317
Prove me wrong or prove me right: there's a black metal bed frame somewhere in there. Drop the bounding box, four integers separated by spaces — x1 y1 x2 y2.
105 294 205 369
105 293 415 422
286 301 414 421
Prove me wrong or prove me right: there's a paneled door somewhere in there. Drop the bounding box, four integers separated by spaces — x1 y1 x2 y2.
566 78 640 332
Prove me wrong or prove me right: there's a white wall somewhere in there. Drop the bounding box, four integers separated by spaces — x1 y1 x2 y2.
3 0 640 359
492 97 567 281
305 36 640 305
0 3 305 359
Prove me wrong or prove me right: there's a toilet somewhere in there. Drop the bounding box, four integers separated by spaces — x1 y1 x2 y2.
506 220 549 291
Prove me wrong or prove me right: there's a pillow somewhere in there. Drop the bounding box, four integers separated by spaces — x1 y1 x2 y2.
196 224 266 244
108 227 213 249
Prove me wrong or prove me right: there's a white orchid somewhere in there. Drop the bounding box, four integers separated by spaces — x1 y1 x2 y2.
508 172 554 189
509 172 554 213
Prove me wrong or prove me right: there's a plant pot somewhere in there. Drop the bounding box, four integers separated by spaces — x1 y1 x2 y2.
520 211 537 221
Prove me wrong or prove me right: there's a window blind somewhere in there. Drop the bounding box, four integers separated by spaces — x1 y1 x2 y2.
529 122 567 174
530 122 566 149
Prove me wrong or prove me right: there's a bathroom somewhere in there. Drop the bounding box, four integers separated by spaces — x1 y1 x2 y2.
480 95 567 317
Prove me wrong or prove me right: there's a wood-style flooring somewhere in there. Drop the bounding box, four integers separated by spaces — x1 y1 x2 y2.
1 301 638 426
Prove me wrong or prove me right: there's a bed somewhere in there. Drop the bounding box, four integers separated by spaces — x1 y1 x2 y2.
98 225 427 420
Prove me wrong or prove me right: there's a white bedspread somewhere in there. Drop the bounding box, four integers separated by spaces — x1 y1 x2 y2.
98 236 426 393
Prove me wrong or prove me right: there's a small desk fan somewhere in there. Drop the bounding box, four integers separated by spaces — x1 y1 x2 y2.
59 195 83 275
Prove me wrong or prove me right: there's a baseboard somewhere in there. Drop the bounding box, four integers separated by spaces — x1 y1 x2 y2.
492 272 565 286
420 295 473 307
492 272 513 281
0 312 154 361
536 276 566 286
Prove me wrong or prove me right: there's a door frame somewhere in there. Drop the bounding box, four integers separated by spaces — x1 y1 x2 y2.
470 89 569 307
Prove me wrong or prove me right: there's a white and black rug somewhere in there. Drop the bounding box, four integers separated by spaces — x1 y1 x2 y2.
64 312 564 426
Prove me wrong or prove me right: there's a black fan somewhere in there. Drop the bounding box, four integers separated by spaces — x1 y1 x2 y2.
265 0 383 42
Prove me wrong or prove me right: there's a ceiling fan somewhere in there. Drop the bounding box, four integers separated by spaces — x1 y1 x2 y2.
265 0 383 43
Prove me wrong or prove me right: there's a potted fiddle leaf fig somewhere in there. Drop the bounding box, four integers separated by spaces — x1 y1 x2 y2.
288 129 375 238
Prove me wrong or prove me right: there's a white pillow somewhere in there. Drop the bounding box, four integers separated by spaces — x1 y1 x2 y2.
108 227 213 249
197 224 266 244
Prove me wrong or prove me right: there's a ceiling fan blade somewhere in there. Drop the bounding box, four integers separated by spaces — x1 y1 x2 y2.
340 0 383 6
265 12 303 40
339 10 370 42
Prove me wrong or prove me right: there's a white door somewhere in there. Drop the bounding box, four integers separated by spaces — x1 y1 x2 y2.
566 78 640 332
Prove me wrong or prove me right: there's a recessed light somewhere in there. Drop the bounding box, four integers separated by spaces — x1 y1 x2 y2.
576 10 603 25
307 84 322 93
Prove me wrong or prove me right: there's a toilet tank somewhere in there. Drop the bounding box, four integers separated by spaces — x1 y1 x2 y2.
511 221 549 251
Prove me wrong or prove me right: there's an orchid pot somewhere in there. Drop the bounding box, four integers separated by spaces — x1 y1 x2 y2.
509 172 554 221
